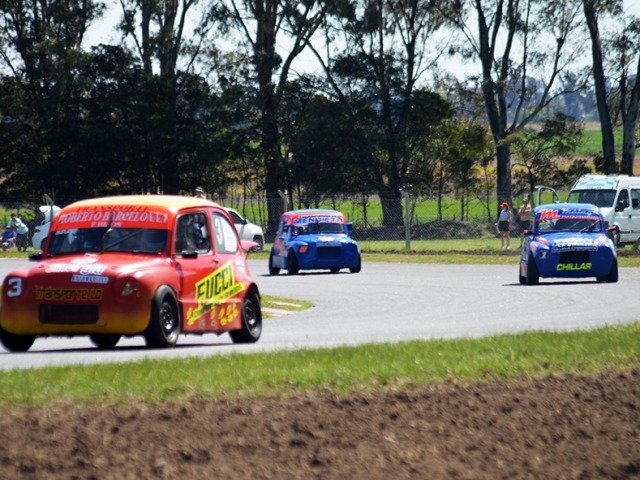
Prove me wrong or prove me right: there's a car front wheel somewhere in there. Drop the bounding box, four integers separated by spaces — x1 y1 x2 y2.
0 326 36 352
269 252 280 275
287 251 299 275
144 286 181 348
526 253 539 285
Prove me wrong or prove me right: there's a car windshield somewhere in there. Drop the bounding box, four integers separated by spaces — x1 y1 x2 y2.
566 189 616 208
48 227 168 255
294 221 345 235
537 218 602 233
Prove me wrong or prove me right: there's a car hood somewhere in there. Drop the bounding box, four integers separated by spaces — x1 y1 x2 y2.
19 254 168 281
292 233 355 244
536 232 609 251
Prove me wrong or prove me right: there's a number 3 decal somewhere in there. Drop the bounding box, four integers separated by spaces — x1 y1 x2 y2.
6 278 22 297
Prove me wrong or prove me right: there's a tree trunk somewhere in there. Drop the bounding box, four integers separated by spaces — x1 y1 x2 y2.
620 56 640 175
583 0 617 173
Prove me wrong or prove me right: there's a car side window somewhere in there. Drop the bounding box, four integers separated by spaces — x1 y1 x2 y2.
617 190 630 210
631 189 640 209
212 212 239 254
175 213 210 254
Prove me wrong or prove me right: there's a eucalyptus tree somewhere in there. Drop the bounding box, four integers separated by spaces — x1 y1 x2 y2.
218 0 337 236
443 0 588 207
116 0 213 194
583 0 639 174
307 0 456 226
509 112 586 197
0 0 105 199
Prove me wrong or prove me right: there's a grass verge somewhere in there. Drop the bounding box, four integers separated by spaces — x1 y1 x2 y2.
0 322 638 407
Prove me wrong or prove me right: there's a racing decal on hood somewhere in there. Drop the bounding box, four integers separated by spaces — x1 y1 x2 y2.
45 263 110 284
551 238 598 251
186 262 245 326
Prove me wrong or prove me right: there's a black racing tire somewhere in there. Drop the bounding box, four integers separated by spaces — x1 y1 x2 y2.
606 259 619 283
350 254 362 274
252 235 264 251
144 286 181 348
229 288 262 344
269 252 280 275
526 253 539 285
612 227 621 246
0 326 36 352
519 273 527 285
89 334 121 350
287 251 299 275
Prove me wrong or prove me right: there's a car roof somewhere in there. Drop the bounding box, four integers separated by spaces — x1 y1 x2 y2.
66 195 221 210
282 209 342 216
534 203 599 213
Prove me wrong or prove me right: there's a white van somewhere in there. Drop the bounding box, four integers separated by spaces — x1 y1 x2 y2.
566 174 640 245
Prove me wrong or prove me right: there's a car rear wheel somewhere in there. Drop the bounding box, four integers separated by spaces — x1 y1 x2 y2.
0 326 36 352
230 289 262 344
269 252 280 275
90 334 121 349
252 235 264 251
144 286 181 348
350 254 362 273
287 251 299 275
597 259 618 283
526 253 539 285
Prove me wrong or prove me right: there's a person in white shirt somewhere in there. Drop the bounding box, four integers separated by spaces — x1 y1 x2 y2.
7 213 29 252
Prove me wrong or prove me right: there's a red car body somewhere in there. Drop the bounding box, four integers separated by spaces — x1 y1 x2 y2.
0 195 262 352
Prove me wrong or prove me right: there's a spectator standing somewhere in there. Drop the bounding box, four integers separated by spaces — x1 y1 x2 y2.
194 187 207 199
517 197 532 247
8 213 29 252
497 202 512 251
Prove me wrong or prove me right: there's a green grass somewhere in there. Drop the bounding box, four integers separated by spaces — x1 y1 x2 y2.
0 323 638 407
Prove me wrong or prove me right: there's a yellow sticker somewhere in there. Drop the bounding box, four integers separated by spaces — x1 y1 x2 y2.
187 262 244 325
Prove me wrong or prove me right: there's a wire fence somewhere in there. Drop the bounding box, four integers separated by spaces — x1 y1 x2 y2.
0 192 502 248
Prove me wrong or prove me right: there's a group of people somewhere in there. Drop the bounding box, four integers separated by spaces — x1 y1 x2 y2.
2 213 29 252
497 197 531 251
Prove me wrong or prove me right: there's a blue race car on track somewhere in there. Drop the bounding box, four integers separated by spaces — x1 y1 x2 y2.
519 203 618 285
269 209 361 275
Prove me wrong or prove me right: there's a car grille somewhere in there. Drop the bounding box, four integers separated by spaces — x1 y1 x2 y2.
39 304 99 325
317 246 341 258
559 250 590 264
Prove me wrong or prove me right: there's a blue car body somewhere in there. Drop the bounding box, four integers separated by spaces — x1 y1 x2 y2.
519 203 618 285
269 209 361 275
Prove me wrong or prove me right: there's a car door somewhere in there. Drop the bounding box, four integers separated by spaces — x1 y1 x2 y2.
206 210 246 332
173 210 215 332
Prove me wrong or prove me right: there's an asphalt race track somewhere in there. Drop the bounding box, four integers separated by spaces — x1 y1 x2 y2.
1 257 638 370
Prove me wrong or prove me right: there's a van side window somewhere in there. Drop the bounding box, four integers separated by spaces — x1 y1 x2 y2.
631 189 640 209
617 190 630 210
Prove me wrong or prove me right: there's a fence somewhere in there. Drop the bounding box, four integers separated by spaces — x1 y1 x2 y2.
0 192 501 248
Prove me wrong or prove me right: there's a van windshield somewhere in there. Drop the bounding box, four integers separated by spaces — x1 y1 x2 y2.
566 189 616 208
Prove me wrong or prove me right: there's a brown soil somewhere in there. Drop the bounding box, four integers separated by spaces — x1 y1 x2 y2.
1 370 639 479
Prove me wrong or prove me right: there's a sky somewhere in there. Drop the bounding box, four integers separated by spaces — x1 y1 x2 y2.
85 0 640 80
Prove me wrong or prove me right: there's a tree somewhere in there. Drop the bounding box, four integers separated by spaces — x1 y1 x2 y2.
220 0 335 236
0 0 105 199
117 0 206 194
445 0 588 207
509 113 588 197
308 0 455 226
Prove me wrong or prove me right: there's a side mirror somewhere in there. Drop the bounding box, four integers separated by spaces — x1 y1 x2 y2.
346 222 353 232
615 200 626 212
28 252 42 262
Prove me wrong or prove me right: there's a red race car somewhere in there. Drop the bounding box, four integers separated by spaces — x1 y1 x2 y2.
0 195 262 352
